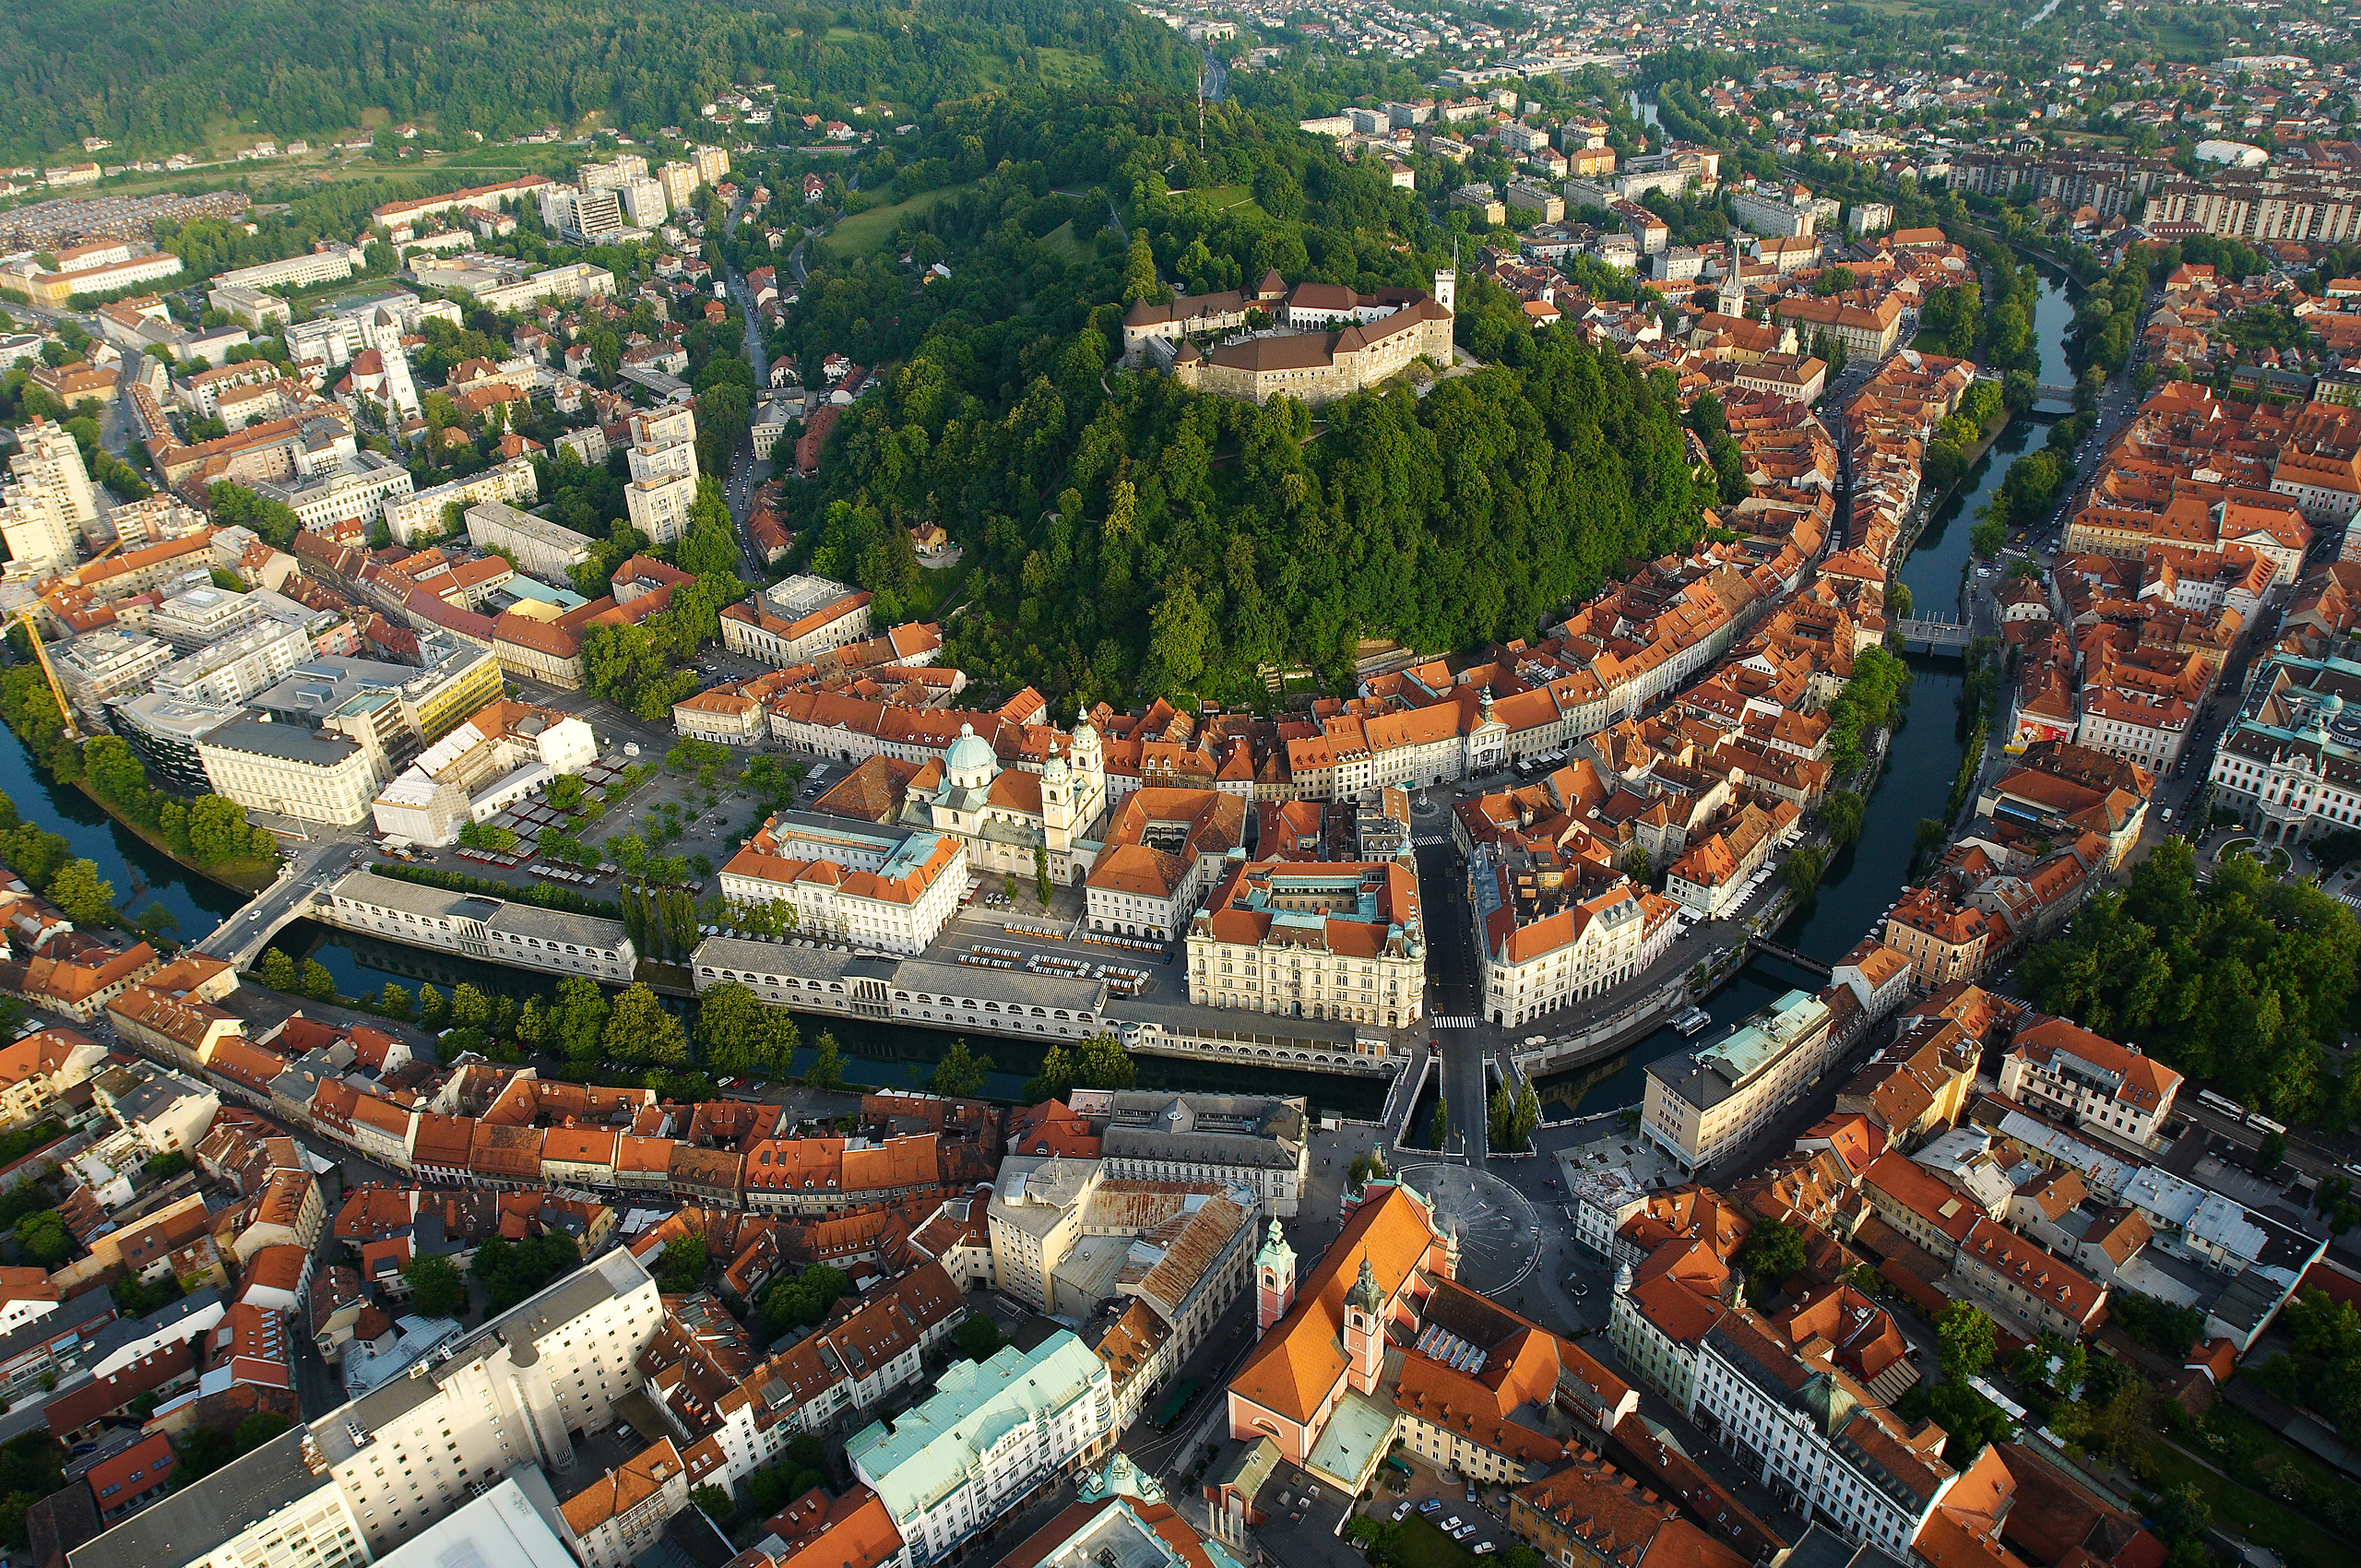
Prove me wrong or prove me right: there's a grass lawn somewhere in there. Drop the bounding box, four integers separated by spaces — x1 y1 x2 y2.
1166 183 1264 217
2209 1403 2361 1506
2147 1442 2344 1568
1036 47 1104 83
828 183 976 258
1390 1516 1478 1568
1038 219 1092 265
906 555 976 620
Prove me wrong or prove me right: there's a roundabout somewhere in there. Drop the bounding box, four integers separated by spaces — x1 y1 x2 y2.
1393 1162 1542 1295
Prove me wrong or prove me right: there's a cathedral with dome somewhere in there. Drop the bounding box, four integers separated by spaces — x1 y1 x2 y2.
898 706 1112 885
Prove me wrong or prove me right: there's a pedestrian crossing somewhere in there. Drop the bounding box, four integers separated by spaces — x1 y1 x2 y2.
1415 834 1450 847
1430 1016 1479 1028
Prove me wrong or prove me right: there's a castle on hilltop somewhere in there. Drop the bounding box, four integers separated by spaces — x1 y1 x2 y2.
1121 266 1456 406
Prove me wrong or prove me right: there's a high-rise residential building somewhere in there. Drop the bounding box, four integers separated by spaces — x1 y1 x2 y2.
657 161 698 212
624 405 699 544
617 176 669 228
1 417 99 574
578 154 651 193
66 1251 666 1568
691 144 730 187
567 188 626 244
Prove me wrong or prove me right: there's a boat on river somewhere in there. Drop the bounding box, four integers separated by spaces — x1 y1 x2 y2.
1671 1005 1713 1037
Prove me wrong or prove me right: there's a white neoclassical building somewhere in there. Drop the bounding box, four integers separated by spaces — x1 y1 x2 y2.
2206 653 2361 847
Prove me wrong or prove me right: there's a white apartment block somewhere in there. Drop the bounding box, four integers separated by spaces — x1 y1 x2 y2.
68 1252 661 1568
1730 184 1819 238
471 264 615 314
152 621 316 707
385 457 540 546
68 1430 368 1568
625 460 696 545
618 178 670 229
55 629 172 718
2 418 99 575
467 499 594 585
849 1333 1115 1566
623 407 699 545
216 247 362 292
578 155 651 193
198 716 392 826
721 574 874 666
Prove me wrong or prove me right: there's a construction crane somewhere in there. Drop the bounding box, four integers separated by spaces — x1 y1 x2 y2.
14 537 125 744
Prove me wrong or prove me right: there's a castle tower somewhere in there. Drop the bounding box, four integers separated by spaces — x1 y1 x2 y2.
1343 1255 1386 1395
1256 1218 1297 1333
1432 265 1456 316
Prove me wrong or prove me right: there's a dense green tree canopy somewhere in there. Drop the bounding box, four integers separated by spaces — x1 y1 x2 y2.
2021 840 2361 1124
0 0 1192 163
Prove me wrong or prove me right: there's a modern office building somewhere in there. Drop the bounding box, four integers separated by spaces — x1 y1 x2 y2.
149 622 315 707
111 693 245 793
1642 990 1838 1172
197 717 392 826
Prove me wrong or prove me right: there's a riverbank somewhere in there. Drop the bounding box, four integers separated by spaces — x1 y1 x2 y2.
1891 406 2014 605
70 778 281 897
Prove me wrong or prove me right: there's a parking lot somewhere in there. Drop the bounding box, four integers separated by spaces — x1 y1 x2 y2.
1371 1455 1514 1557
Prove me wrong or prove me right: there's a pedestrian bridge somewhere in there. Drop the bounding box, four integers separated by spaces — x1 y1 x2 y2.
1745 934 1833 981
1892 615 1973 655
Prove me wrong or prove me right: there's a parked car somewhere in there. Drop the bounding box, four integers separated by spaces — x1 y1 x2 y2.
1442 1518 1463 1533
1393 1503 1414 1523
1453 1526 1478 1541
1475 1547 1498 1557
1465 1487 1477 1505
1419 1501 1443 1516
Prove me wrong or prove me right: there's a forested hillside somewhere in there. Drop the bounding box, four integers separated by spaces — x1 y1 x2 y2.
0 0 1190 162
775 92 1714 708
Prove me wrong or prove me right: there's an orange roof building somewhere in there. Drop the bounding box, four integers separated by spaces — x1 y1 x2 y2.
1225 1180 1450 1483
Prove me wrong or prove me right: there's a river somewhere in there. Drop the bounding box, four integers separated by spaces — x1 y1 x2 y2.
0 721 1389 1117
1900 278 2077 622
1530 279 2079 1123
0 275 2076 1128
